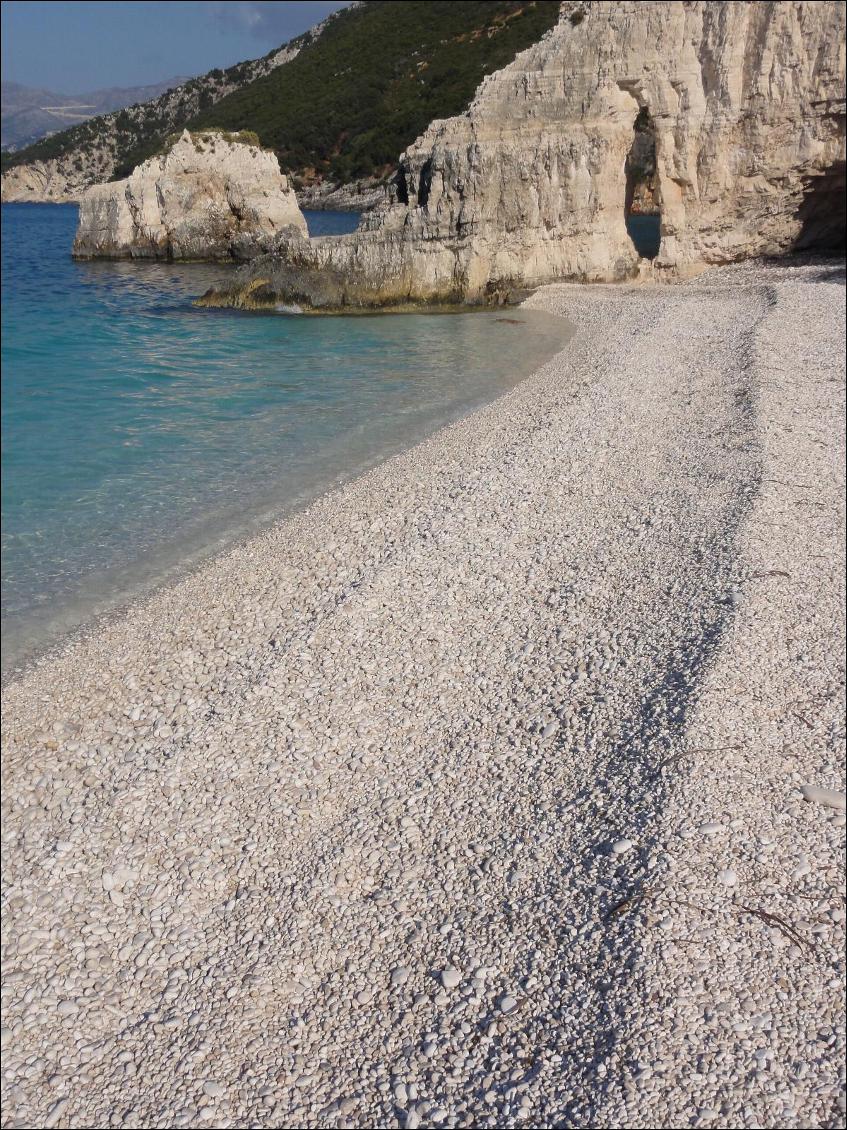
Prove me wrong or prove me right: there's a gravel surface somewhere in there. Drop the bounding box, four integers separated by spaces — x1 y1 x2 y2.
2 259 844 1129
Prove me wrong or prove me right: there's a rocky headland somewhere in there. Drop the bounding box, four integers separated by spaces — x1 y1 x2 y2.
71 130 307 262
1 2 564 211
199 0 845 310
0 159 91 204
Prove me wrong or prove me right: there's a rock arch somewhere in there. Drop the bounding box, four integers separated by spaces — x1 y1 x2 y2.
625 107 661 260
201 3 847 310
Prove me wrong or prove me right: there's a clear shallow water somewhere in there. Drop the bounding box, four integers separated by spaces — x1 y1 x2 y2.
301 210 361 237
626 213 661 259
1 203 570 670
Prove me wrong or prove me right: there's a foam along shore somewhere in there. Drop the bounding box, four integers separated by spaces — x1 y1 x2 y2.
2 260 844 1129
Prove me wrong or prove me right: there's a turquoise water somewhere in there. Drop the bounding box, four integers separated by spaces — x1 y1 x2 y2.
1 203 569 670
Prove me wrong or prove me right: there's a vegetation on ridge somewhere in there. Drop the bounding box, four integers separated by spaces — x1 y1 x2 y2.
187 1 562 185
2 1 562 188
0 32 311 178
157 129 265 154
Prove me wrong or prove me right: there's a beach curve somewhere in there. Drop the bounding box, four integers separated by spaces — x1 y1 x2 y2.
1 260 844 1129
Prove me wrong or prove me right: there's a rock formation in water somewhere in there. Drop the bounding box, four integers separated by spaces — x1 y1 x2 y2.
201 0 845 310
72 131 307 261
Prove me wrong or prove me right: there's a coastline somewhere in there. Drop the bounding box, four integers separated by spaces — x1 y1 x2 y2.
1 294 571 681
2 260 844 1128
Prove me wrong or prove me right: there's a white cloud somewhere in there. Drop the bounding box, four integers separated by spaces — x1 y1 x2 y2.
208 1 346 44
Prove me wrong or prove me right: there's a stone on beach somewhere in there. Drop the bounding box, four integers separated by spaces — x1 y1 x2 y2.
440 967 462 990
800 785 846 812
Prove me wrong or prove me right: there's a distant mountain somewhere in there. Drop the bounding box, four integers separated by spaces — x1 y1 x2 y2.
1 79 189 151
1 2 562 204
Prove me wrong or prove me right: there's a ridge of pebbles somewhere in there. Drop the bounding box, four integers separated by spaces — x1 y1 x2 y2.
2 260 844 1129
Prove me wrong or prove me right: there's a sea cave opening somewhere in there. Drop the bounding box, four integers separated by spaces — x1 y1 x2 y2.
625 106 661 259
793 161 846 254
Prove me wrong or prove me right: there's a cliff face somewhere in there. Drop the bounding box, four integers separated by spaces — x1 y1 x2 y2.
0 160 90 203
72 131 307 261
205 0 845 309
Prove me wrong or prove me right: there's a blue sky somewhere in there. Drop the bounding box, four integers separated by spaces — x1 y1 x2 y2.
1 1 349 94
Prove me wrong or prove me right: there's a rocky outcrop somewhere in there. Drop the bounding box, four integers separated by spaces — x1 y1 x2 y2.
0 160 88 203
296 177 386 213
72 131 307 261
203 0 846 310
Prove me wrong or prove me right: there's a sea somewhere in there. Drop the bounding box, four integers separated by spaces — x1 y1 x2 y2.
1 203 571 672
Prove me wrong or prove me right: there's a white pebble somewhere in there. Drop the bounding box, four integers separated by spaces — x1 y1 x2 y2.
800 785 846 812
440 967 462 989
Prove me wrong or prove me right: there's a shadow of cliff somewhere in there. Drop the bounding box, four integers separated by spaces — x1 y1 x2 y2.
793 161 847 254
538 295 770 1127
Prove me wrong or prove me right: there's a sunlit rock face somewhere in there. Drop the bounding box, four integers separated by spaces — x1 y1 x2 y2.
72 130 307 261
205 0 845 309
1 161 88 203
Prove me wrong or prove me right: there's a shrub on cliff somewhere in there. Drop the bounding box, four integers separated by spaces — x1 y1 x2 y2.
187 1 562 184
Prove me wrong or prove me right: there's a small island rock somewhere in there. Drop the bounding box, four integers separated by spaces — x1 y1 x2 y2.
72 129 307 262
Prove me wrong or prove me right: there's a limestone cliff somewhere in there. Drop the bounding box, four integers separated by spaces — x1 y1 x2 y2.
1 159 89 203
296 177 386 213
72 131 307 261
203 0 845 310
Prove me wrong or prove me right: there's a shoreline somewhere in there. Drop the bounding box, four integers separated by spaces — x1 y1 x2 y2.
2 259 844 1129
1 304 572 683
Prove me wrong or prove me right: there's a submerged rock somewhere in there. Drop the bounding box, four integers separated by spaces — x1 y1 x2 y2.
202 0 845 310
72 130 307 261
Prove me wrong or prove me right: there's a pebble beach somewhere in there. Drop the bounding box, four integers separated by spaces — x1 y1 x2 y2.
1 260 845 1128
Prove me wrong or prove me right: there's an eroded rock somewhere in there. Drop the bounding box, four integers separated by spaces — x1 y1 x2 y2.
204 1 846 309
72 130 307 261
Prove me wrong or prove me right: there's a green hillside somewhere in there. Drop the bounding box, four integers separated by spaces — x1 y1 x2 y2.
0 41 291 176
187 1 562 184
2 1 562 187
